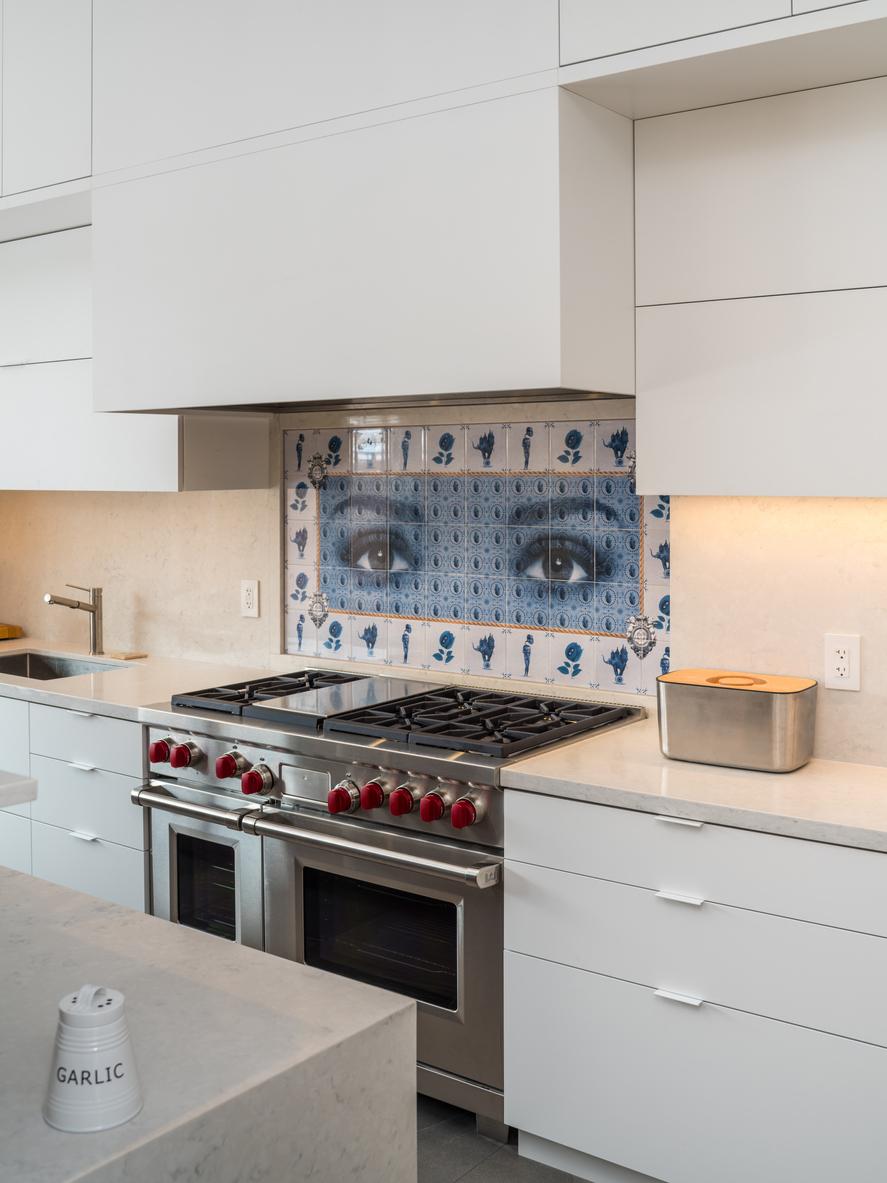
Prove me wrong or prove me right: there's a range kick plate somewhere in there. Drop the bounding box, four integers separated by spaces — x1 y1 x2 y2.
241 677 440 726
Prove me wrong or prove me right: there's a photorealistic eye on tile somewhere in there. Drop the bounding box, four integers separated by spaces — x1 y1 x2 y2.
284 418 668 691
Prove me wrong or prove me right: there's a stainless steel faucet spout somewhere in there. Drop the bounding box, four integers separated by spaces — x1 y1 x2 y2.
43 586 104 655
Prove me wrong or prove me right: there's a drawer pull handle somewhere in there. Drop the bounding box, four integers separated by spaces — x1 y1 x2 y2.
70 711 95 718
655 890 705 907
654 815 703 828
68 762 97 772
654 989 703 1007
69 831 98 842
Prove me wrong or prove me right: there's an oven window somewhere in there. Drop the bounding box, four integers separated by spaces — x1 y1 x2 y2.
176 833 237 941
303 867 458 1009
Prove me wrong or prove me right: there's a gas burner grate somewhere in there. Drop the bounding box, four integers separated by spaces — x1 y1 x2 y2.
323 687 630 757
172 670 365 715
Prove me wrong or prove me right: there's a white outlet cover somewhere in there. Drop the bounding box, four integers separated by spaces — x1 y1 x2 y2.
824 633 859 691
241 579 259 618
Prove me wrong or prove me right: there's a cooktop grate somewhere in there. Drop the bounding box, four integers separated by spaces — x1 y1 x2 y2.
322 688 630 757
172 670 366 716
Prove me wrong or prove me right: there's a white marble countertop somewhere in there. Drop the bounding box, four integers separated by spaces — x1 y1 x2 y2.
0 636 272 722
0 769 37 807
0 869 415 1183
503 712 887 853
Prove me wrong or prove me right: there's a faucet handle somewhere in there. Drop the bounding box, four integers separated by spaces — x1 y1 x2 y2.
66 583 91 593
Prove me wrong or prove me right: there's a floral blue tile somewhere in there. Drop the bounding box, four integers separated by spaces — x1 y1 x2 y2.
428 624 463 670
287 564 318 612
550 422 592 472
426 522 466 577
465 474 508 526
319 612 351 660
466 524 508 577
387 426 425 473
393 618 424 669
465 575 507 625
505 627 548 682
508 423 549 473
351 570 387 615
462 624 507 677
351 615 388 662
465 424 507 473
646 493 671 528
550 474 595 528
285 477 316 524
388 571 425 619
596 420 635 472
507 474 550 527
427 427 465 472
311 428 351 474
550 633 593 688
646 588 671 642
353 428 387 473
507 577 549 629
427 572 465 623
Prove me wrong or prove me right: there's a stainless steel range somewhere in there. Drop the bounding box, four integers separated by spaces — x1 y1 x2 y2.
135 670 642 1137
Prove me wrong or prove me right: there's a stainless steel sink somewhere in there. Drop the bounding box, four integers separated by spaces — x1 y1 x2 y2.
0 651 127 680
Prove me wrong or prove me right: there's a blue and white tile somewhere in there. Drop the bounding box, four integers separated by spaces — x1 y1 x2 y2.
426 473 466 530
465 423 507 473
465 524 508 577
596 637 645 694
353 428 387 473
550 421 592 472
427 623 463 671
550 632 594 689
550 474 594 528
644 492 671 530
507 576 549 629
595 583 641 635
549 579 596 632
427 426 465 472
351 570 387 615
507 473 549 528
426 521 466 576
287 519 315 565
595 474 639 529
506 527 548 579
319 566 351 612
350 615 388 663
508 423 549 473
317 473 351 521
284 429 311 480
392 618 424 669
287 564 318 613
465 574 508 626
311 428 351 474
596 530 641 583
462 624 507 677
318 520 351 570
596 420 635 472
547 527 596 586
387 426 426 474
426 573 465 623
285 475 317 525
388 474 425 526
318 611 351 660
645 587 671 647
465 474 508 526
388 571 425 620
505 627 548 684
645 523 671 584
284 607 317 658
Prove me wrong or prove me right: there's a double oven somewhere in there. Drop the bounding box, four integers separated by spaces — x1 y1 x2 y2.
134 716 507 1128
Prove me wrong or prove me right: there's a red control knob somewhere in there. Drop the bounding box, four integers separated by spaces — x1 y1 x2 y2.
216 754 238 779
169 742 200 769
241 770 263 795
389 787 415 817
451 799 478 829
360 781 385 810
420 793 446 823
149 740 171 764
328 787 354 814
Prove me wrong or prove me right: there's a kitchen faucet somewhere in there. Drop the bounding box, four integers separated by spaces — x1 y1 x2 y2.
44 585 104 655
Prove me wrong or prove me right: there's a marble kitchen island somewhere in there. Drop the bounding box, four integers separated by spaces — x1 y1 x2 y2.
0 868 416 1183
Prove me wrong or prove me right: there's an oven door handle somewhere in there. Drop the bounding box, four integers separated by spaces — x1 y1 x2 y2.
244 813 502 889
131 784 256 832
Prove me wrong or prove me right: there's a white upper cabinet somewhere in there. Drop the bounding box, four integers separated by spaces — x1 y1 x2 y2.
1 0 92 194
635 76 887 305
93 87 635 410
560 0 789 64
0 227 91 365
92 0 559 174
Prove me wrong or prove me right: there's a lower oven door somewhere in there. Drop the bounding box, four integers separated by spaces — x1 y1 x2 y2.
133 781 263 949
257 809 503 1092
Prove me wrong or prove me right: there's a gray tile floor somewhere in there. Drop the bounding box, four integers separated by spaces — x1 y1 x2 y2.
417 1094 580 1183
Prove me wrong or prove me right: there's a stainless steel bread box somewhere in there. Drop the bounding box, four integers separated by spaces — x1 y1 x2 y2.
657 669 817 773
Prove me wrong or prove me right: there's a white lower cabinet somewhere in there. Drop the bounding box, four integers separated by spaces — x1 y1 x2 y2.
0 809 31 874
30 755 145 850
31 819 146 912
505 951 887 1183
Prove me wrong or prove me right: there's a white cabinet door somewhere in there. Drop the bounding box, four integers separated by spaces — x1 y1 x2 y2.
0 228 91 366
1 0 91 194
0 810 31 873
636 286 887 496
559 0 789 64
505 951 887 1183
31 819 146 911
635 77 887 305
93 88 634 410
29 705 142 778
30 756 145 850
92 0 559 174
0 696 30 780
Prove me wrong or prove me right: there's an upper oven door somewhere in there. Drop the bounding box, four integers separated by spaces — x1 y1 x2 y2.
134 780 264 950
260 809 503 1091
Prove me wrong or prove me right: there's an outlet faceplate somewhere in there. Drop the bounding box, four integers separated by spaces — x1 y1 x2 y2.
241 579 259 618
824 633 859 691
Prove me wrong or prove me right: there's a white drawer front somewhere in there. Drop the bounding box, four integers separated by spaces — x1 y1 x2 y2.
29 703 141 777
30 754 145 850
0 695 30 777
31 819 146 911
507 790 887 937
0 810 30 874
506 860 887 1047
505 951 887 1183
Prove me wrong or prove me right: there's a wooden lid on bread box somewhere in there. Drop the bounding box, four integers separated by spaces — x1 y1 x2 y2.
658 669 817 694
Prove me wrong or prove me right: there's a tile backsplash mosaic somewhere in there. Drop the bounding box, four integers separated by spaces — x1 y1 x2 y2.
284 421 670 695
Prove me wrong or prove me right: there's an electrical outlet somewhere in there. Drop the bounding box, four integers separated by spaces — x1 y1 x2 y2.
824 633 859 691
241 579 259 619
